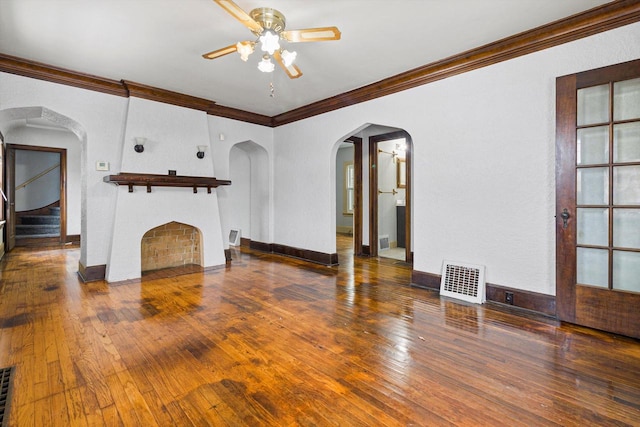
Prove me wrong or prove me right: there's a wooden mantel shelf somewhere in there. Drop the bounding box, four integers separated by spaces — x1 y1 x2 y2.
103 172 231 193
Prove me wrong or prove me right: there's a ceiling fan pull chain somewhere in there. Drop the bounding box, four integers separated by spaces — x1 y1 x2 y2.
270 81 275 98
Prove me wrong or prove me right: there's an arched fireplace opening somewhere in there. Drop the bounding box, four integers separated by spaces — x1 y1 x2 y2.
141 221 202 273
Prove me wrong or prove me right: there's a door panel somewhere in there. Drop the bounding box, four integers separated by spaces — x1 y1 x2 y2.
556 59 640 339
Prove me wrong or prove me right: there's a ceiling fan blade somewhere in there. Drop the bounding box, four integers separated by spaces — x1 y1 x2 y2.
214 0 263 33
273 51 303 79
202 44 238 60
281 27 341 43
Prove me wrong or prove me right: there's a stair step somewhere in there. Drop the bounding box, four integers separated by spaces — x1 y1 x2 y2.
16 224 60 236
19 215 61 225
49 207 61 216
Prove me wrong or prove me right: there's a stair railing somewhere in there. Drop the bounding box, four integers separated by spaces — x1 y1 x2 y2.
15 163 60 191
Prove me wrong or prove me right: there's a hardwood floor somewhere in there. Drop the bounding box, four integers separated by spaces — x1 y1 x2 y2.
0 237 639 426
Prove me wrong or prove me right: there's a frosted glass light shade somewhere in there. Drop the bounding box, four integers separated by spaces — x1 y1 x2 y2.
258 55 275 73
259 31 280 55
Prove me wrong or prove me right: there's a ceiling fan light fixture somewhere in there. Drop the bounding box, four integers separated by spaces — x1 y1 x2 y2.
259 30 280 55
258 54 275 73
236 41 254 61
281 49 297 67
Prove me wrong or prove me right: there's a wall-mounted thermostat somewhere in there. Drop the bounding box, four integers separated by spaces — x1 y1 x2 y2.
96 161 110 171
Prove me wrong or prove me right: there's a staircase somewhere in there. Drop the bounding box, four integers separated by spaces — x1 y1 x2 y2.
16 207 60 239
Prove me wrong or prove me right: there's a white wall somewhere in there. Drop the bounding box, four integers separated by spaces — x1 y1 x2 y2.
273 22 640 295
8 126 82 234
229 145 251 240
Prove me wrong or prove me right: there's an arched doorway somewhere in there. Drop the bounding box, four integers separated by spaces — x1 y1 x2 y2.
228 140 270 248
0 107 85 252
333 124 413 264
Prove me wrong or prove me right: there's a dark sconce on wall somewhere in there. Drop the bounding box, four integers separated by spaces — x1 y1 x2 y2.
134 137 146 153
197 145 207 159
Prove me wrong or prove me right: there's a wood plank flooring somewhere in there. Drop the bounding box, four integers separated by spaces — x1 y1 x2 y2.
0 237 639 426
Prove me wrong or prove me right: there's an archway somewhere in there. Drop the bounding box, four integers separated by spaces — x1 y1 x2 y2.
331 124 413 264
228 140 270 248
0 107 85 255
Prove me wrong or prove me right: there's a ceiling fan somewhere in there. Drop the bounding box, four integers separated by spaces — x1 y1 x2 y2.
202 0 341 79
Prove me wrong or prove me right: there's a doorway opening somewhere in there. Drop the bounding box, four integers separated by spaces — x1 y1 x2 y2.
0 107 85 254
370 130 412 263
334 125 412 264
8 144 67 247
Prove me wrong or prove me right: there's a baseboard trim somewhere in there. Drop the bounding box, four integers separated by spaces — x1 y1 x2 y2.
240 237 251 247
66 234 80 244
77 262 106 282
336 226 353 235
248 240 338 266
272 244 338 266
249 240 273 253
411 269 556 317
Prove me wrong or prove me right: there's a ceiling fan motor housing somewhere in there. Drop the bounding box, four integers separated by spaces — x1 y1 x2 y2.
250 8 286 35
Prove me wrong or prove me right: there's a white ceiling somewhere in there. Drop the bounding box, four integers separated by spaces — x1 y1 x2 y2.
0 0 612 117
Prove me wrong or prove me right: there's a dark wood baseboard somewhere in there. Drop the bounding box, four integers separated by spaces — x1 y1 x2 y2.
411 269 556 317
247 240 338 266
362 245 371 256
240 237 251 247
15 236 64 247
77 262 106 282
249 240 273 253
485 284 556 317
272 244 338 266
66 234 80 244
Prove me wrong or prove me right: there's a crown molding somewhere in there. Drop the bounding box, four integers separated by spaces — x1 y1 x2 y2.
1 1 638 128
0 53 127 97
207 104 273 127
122 80 215 112
271 0 640 126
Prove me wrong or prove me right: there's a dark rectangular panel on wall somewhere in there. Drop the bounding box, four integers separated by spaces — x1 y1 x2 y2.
77 262 106 282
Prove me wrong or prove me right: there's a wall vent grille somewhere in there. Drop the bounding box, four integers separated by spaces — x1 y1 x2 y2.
229 228 241 246
440 261 486 304
379 235 390 251
0 366 15 427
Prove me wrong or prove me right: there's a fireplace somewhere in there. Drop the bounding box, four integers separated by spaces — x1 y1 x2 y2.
141 221 202 272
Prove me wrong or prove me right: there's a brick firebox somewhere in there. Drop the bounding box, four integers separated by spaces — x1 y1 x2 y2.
141 222 202 272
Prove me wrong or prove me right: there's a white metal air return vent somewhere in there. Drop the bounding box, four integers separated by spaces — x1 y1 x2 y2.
379 235 390 251
440 260 486 304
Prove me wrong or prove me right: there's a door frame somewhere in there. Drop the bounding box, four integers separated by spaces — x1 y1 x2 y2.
6 144 67 248
556 58 640 338
344 136 364 256
369 130 412 262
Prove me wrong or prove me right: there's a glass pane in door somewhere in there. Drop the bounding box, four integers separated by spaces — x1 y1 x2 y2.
577 208 608 246
578 126 609 165
614 78 640 121
577 84 610 125
577 247 609 288
577 167 609 205
614 122 640 163
613 165 640 205
613 251 640 292
613 209 640 249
